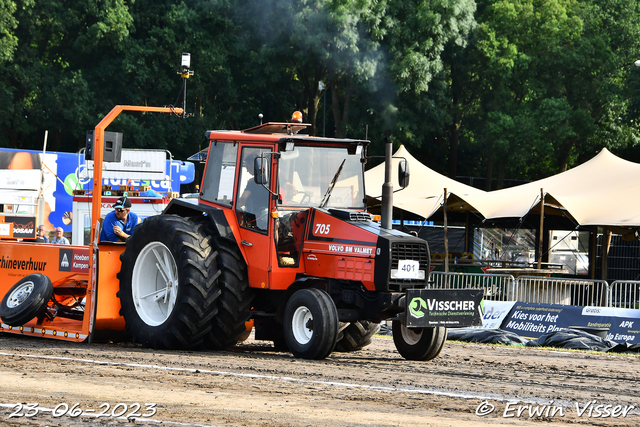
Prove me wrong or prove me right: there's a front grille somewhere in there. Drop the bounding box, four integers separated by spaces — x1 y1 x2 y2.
389 242 429 290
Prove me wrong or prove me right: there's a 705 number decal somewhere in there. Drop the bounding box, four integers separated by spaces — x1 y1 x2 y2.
315 223 331 235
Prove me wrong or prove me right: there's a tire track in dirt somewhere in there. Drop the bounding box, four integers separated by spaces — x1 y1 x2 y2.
0 333 639 426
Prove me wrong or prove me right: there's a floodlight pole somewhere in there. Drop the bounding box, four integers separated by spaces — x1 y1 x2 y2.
178 53 194 118
319 81 326 137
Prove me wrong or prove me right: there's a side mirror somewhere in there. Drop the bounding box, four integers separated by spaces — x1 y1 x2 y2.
254 157 268 185
398 160 410 188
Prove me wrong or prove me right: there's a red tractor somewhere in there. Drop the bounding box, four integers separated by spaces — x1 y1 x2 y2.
0 107 482 361
117 112 482 360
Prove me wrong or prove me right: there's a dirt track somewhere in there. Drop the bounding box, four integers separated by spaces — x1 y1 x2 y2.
0 332 638 427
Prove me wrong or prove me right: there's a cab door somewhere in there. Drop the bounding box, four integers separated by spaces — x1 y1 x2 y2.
234 145 276 289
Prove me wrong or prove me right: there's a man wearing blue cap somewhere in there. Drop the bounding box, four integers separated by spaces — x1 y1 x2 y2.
99 196 140 242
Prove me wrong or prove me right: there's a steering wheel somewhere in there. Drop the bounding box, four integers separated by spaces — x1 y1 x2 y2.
296 191 312 205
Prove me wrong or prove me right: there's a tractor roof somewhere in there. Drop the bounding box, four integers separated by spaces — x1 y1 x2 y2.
189 122 370 162
203 122 369 145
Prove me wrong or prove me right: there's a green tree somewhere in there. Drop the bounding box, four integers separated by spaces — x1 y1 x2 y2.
0 0 133 151
0 0 17 63
230 0 387 138
378 0 477 172
462 0 640 187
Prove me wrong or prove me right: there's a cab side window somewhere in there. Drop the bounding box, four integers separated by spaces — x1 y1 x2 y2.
200 142 237 206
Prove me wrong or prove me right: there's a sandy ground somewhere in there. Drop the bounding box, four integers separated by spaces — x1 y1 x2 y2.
0 331 638 427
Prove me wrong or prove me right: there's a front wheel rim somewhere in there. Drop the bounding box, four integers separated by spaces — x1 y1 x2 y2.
7 282 35 308
400 324 423 345
291 306 313 345
131 241 179 326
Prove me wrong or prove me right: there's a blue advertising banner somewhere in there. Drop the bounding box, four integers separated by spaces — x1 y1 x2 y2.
580 306 640 344
0 148 195 233
479 301 516 329
501 302 640 343
501 303 581 339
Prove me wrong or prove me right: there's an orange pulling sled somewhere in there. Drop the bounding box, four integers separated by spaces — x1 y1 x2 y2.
0 106 182 342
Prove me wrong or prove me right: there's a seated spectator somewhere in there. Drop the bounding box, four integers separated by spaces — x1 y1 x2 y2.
37 225 49 243
50 227 69 245
99 196 140 242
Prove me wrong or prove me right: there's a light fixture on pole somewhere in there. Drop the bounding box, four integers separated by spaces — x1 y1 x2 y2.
177 52 194 118
635 60 640 67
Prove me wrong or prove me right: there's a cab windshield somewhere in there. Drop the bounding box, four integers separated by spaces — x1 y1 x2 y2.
277 145 365 209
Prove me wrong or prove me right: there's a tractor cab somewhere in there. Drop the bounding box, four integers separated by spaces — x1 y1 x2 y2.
188 113 370 291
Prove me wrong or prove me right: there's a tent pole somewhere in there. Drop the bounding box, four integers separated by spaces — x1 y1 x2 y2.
444 188 449 273
465 212 470 253
602 227 611 281
590 227 597 280
537 188 544 269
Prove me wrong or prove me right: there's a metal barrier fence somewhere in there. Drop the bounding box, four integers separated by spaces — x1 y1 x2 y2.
515 276 608 306
609 280 640 309
429 272 516 302
429 272 633 308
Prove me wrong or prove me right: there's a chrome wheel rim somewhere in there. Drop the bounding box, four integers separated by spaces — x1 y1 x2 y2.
131 242 178 326
7 282 34 308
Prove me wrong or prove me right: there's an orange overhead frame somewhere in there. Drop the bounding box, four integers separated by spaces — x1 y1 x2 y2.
89 105 183 244
87 105 182 340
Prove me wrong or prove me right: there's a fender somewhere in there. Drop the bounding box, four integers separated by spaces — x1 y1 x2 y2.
163 198 234 239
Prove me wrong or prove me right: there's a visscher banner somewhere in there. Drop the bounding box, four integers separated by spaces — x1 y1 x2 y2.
405 288 484 328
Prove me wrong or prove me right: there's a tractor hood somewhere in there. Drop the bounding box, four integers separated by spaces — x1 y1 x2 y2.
301 208 430 292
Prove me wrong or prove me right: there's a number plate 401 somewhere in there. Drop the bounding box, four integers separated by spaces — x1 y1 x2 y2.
394 260 420 279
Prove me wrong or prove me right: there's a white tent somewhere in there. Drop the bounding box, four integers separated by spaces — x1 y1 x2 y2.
457 148 640 228
365 145 486 220
366 146 640 230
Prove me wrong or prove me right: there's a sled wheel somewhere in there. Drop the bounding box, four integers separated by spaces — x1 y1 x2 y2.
237 328 251 343
392 321 447 361
0 273 53 326
283 288 339 359
335 320 381 352
117 215 219 349
204 233 254 350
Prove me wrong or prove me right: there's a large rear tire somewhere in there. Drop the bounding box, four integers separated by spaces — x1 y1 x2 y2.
392 321 447 361
0 274 53 326
205 235 254 350
117 215 219 349
283 288 339 359
334 320 380 352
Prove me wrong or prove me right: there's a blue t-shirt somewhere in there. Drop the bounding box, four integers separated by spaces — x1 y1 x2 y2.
99 210 140 242
50 236 68 245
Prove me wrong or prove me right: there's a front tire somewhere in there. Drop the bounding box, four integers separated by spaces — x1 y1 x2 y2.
0 274 53 326
117 215 219 349
392 321 447 361
283 288 339 359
